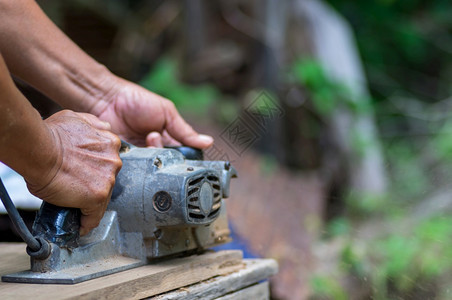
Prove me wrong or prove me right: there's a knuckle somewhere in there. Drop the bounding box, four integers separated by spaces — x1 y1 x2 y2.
92 188 109 203
107 151 122 170
60 109 73 115
104 132 121 149
111 134 121 149
54 109 75 120
115 159 123 170
108 174 116 186
164 99 176 111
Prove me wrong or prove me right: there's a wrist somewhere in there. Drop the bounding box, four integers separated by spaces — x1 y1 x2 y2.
58 61 116 115
0 52 62 190
0 107 62 188
84 67 119 117
20 113 63 189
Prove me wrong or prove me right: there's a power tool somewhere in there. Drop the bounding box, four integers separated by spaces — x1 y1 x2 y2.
0 142 236 284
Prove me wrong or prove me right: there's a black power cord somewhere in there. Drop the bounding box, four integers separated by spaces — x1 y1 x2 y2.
0 177 50 259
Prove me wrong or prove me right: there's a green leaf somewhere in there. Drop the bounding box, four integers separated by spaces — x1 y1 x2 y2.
310 275 348 300
139 57 220 116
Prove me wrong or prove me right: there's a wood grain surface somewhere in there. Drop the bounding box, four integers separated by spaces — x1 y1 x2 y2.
150 259 277 300
0 243 243 300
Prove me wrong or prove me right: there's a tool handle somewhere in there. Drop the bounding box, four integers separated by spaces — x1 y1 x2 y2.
32 202 81 248
165 146 204 160
31 143 202 249
31 140 133 248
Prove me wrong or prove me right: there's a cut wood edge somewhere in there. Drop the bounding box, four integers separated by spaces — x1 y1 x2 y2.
72 250 244 300
0 246 243 300
216 281 270 300
150 258 278 300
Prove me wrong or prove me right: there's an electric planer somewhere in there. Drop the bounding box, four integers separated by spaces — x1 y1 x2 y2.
1 142 237 284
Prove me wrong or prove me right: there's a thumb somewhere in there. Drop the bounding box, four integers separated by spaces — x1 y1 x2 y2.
163 101 214 149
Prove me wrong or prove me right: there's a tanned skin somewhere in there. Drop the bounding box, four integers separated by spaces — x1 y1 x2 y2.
0 1 213 235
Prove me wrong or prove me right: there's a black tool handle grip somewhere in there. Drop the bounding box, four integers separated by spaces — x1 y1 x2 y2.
165 146 204 160
31 140 133 248
32 202 81 248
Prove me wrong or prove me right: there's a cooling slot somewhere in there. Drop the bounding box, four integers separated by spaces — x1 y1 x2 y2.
207 175 219 182
189 177 203 186
186 173 222 224
189 213 205 219
188 204 199 210
208 208 220 218
189 196 198 202
187 187 199 196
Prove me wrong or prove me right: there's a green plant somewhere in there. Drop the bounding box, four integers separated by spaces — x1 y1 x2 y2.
322 216 452 299
302 1 452 298
139 57 220 116
372 216 452 298
327 217 351 237
310 275 348 300
385 141 430 201
290 59 348 116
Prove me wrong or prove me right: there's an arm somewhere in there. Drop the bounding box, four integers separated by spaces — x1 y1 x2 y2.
0 52 122 235
0 53 59 185
0 0 107 114
0 0 213 148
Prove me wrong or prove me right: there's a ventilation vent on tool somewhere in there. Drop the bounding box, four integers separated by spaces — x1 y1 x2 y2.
186 173 221 223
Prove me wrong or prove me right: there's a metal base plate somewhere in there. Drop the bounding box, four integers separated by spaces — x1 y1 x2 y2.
2 256 143 284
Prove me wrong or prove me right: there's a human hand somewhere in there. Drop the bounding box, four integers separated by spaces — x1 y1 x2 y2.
25 110 122 236
94 76 214 148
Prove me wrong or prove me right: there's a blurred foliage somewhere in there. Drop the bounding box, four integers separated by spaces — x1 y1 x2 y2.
312 216 452 299
326 217 351 237
434 120 452 160
139 57 220 117
307 0 452 298
371 216 451 299
310 275 348 300
326 0 452 102
291 59 344 116
289 58 377 159
290 58 373 117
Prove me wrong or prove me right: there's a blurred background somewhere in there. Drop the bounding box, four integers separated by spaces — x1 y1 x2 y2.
3 0 452 298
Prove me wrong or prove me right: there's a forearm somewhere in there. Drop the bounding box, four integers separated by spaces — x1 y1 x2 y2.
0 1 213 150
0 53 59 184
0 0 113 115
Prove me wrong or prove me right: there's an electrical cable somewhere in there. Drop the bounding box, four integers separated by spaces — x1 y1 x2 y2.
0 177 40 251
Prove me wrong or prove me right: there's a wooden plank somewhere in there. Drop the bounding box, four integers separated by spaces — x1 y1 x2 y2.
215 282 270 300
150 259 277 300
0 243 243 300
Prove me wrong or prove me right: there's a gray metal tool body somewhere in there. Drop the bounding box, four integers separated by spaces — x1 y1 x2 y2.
2 143 236 284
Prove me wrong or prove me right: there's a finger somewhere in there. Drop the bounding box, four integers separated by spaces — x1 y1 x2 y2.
76 112 112 131
162 130 181 146
79 202 107 236
102 130 122 152
79 202 105 236
163 101 214 149
101 185 113 222
79 180 115 236
146 132 164 148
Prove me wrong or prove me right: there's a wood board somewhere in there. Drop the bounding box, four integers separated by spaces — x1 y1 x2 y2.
215 282 270 300
0 243 243 300
150 259 277 299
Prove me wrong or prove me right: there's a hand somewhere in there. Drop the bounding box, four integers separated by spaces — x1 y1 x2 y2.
94 76 214 148
25 110 122 236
